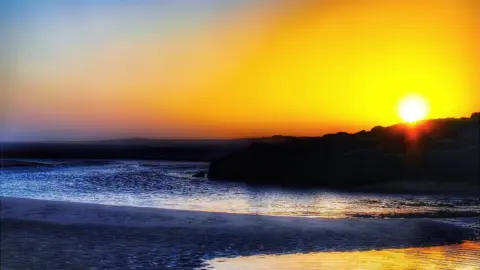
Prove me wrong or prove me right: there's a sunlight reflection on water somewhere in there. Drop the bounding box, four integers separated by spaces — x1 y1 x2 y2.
1 161 479 218
206 241 480 270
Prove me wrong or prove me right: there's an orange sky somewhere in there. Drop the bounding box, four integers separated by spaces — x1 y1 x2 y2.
2 0 479 140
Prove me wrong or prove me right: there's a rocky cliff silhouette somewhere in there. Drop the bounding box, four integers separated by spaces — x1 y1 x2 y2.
209 113 480 194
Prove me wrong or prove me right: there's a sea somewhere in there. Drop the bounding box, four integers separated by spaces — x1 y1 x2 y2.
1 160 479 269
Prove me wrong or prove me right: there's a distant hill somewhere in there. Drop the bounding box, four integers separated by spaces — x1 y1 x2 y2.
1 137 286 161
208 113 480 194
1 139 249 161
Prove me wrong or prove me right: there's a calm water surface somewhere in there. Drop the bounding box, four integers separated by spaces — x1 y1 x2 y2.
207 242 480 270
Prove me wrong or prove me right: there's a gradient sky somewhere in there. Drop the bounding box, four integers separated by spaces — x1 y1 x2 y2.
2 0 479 141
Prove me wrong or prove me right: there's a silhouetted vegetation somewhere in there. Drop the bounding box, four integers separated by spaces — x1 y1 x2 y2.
209 113 480 193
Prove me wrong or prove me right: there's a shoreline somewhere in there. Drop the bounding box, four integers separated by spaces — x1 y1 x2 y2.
3 196 480 226
1 197 479 269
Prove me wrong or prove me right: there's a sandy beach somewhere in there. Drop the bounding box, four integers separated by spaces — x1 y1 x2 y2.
1 197 478 269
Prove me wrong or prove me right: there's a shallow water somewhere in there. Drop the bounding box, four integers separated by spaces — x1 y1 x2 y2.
1 160 479 218
206 242 480 270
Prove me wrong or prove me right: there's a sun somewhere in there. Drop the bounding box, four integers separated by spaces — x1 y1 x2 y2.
398 94 429 123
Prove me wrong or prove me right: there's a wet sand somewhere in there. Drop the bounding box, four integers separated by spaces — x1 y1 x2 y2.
1 197 478 269
207 241 480 270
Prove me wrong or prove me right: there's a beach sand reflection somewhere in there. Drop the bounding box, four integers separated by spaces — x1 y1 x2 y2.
207 241 480 270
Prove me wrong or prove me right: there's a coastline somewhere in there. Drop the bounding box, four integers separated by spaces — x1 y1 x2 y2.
1 197 478 269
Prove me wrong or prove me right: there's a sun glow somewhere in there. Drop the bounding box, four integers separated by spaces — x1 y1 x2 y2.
398 95 429 123
2 0 478 139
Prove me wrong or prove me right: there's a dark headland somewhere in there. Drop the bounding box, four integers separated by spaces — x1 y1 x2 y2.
209 113 480 194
